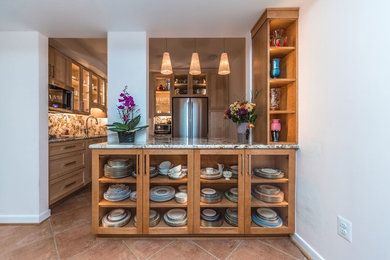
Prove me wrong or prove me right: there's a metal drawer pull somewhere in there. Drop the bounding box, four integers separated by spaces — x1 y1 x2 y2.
64 145 76 149
64 181 77 188
248 155 251 175
241 154 244 176
144 155 146 175
64 161 77 167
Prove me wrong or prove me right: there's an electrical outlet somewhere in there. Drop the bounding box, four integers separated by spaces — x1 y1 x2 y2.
337 216 352 243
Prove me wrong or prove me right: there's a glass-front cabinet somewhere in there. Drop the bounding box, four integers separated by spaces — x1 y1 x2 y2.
91 73 99 105
155 76 171 115
173 74 189 95
99 77 106 107
191 74 207 96
193 150 245 234
82 69 90 113
71 63 81 111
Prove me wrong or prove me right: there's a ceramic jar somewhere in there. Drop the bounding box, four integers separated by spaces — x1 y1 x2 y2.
271 59 280 78
270 88 281 110
271 119 281 142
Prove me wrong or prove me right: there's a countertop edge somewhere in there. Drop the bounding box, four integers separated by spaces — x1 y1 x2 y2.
49 135 108 143
89 143 299 149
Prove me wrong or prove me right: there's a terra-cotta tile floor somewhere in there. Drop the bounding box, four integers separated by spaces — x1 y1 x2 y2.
0 187 307 260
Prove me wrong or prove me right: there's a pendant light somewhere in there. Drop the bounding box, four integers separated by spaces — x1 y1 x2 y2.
189 38 201 75
218 38 231 75
161 38 173 75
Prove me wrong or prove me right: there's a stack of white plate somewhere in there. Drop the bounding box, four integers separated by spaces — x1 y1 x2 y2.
163 209 187 227
252 208 283 228
150 186 176 202
252 184 284 203
104 159 133 179
200 208 223 227
224 187 238 203
129 191 137 202
230 165 239 179
134 209 160 227
200 188 223 204
175 192 188 204
103 184 131 201
158 161 172 175
102 209 131 227
168 165 187 180
224 208 238 227
253 168 284 179
200 168 222 180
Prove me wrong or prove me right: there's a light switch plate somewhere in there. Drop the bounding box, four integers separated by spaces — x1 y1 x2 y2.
337 215 352 243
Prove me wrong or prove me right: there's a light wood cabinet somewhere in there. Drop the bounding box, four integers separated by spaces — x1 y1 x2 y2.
91 147 296 237
49 47 69 88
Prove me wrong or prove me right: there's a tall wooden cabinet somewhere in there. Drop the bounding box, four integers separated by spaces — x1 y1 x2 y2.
49 47 70 88
252 8 299 144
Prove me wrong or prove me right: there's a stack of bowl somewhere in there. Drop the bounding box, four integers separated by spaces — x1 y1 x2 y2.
200 167 222 180
150 186 176 202
200 188 223 204
252 184 284 203
224 187 238 203
102 209 131 227
200 208 223 227
158 161 172 176
103 184 131 201
163 209 187 227
253 168 284 179
252 208 283 228
149 166 159 178
104 159 134 179
224 208 238 227
229 165 239 179
175 192 187 204
168 165 187 180
134 209 161 227
178 185 187 193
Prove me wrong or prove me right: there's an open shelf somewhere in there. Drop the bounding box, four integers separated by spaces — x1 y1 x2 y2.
200 196 237 208
269 78 296 86
150 175 188 184
269 110 295 114
270 47 295 57
251 176 289 184
200 178 238 184
98 218 137 235
251 199 288 208
99 199 136 208
150 199 187 208
99 176 137 184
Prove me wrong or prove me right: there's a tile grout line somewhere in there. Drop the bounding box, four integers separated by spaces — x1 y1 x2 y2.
145 240 175 260
48 219 61 260
122 240 140 260
224 240 243 260
190 240 219 260
257 239 301 260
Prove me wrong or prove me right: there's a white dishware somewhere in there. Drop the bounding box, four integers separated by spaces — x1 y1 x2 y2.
217 163 224 174
202 209 217 217
159 161 172 169
200 168 219 175
201 188 216 195
107 158 130 168
229 188 238 196
175 192 187 203
166 208 187 221
257 208 278 219
178 185 187 192
223 170 232 180
206 167 214 174
107 209 126 221
170 164 182 173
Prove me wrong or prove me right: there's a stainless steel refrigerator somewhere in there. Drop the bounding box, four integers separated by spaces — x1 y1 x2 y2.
172 97 208 138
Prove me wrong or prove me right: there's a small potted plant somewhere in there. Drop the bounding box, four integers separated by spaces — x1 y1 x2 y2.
108 86 148 143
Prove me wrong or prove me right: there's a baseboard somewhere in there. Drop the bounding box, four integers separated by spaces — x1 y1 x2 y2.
0 209 51 224
291 233 325 260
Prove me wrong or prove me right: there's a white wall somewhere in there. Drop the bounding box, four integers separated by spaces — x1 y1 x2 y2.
107 32 148 143
294 0 390 259
0 32 49 223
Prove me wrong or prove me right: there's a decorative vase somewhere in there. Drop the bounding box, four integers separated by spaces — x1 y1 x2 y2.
270 88 281 110
271 119 281 142
237 123 248 144
271 58 280 78
270 29 287 47
117 132 135 143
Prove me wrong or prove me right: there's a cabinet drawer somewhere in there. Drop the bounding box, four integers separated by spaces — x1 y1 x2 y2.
49 140 85 156
50 151 85 180
50 169 84 205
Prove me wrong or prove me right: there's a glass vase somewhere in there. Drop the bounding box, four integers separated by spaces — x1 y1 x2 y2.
237 123 248 144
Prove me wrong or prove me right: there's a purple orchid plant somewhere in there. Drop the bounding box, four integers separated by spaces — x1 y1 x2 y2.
107 86 149 133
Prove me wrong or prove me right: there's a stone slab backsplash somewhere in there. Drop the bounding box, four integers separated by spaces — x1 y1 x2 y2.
49 113 107 138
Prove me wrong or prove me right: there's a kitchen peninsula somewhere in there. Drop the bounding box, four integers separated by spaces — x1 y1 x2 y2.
90 138 297 236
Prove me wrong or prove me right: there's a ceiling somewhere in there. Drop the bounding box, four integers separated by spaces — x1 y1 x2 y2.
0 0 303 37
149 38 245 72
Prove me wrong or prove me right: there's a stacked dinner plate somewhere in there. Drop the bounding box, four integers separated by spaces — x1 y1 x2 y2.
200 188 223 204
252 184 284 203
230 165 239 179
200 208 223 227
134 209 161 227
102 209 131 227
224 187 238 203
200 168 222 180
252 208 283 228
103 184 131 201
253 168 284 179
150 186 176 202
224 208 238 227
104 159 133 179
164 209 187 227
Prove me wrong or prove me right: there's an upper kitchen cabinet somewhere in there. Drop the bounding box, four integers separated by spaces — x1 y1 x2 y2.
173 73 189 96
154 74 171 115
251 8 298 144
99 77 107 107
71 62 81 111
49 47 70 88
90 73 99 105
82 68 90 113
191 74 208 96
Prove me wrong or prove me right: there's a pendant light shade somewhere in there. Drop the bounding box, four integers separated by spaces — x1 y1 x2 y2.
161 51 173 75
189 52 201 75
218 52 231 75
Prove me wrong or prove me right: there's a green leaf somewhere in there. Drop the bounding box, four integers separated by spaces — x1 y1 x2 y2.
134 125 149 131
108 128 126 132
127 115 141 130
113 122 128 130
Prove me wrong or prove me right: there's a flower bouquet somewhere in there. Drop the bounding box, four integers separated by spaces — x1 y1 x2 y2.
108 86 148 143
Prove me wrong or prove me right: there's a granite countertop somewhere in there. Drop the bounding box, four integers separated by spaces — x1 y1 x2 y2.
89 137 299 149
49 135 107 143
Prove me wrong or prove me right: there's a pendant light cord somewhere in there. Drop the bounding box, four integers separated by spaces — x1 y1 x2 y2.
194 38 197 52
165 38 168 52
